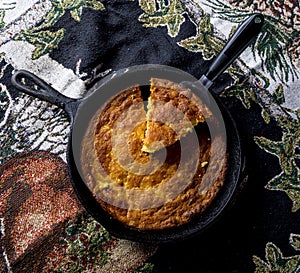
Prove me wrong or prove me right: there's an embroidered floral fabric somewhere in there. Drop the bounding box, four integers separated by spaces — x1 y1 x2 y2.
0 0 299 272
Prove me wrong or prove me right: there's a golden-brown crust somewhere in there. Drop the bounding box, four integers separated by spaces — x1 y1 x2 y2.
143 78 208 153
99 129 227 230
80 81 227 230
149 78 206 123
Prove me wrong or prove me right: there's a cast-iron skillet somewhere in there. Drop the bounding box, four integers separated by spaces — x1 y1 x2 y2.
11 14 264 244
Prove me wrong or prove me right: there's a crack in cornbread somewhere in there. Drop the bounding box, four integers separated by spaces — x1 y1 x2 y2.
80 80 227 230
142 78 210 153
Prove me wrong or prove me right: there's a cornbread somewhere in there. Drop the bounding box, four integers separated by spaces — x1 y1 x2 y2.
143 78 208 153
80 79 227 230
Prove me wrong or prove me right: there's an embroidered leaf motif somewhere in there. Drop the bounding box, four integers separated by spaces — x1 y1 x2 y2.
133 263 154 273
221 61 300 213
221 68 267 109
139 0 156 14
253 255 271 273
0 11 5 30
70 6 83 22
267 170 300 212
254 136 282 156
290 234 300 251
84 0 105 10
253 242 300 273
178 13 224 59
14 0 105 59
261 109 271 124
254 113 300 211
222 78 257 109
138 0 185 37
16 29 65 60
49 0 105 23
272 84 285 105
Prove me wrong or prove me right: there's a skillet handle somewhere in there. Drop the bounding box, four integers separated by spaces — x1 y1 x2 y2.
11 70 79 119
200 13 264 89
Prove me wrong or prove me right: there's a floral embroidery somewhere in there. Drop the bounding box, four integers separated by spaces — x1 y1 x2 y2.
138 0 186 37
253 242 300 272
15 0 105 59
